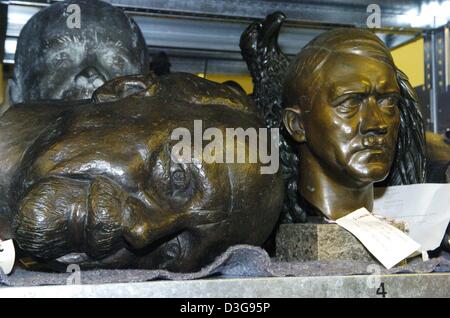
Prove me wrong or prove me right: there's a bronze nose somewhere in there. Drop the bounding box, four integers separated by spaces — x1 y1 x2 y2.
75 67 106 86
360 96 388 135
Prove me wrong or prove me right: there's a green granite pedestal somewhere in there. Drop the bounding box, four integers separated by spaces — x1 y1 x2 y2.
276 223 375 262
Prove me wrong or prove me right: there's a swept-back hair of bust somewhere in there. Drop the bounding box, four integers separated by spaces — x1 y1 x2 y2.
284 29 396 111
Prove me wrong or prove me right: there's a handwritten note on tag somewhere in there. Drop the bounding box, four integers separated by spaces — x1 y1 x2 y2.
0 239 15 275
336 208 420 269
374 184 450 252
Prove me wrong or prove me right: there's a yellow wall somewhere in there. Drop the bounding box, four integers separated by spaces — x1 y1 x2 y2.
390 37 425 88
199 37 425 93
198 73 254 94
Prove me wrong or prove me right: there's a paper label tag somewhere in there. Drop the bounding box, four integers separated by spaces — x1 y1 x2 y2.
374 184 450 252
0 239 15 275
336 208 421 269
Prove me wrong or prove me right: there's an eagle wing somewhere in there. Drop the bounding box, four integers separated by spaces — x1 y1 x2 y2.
240 12 306 222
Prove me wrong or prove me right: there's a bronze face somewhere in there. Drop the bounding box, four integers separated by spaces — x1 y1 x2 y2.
10 0 149 104
297 53 400 185
0 73 284 271
283 29 402 219
240 13 426 223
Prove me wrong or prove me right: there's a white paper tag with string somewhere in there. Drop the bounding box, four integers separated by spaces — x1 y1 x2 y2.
335 208 421 269
0 239 15 275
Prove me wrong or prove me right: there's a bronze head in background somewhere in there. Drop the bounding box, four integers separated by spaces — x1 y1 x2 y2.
240 12 426 222
9 0 149 104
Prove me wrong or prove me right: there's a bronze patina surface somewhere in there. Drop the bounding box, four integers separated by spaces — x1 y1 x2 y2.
0 73 284 271
282 30 401 219
9 0 149 104
240 12 426 221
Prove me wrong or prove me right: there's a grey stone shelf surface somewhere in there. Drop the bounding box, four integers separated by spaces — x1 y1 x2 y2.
0 273 448 298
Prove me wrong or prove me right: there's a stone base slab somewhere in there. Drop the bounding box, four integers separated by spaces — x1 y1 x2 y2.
276 223 375 262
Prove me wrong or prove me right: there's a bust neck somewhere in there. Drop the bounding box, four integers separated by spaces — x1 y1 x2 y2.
298 145 374 220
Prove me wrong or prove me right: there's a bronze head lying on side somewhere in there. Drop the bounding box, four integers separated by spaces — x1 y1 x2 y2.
0 73 284 272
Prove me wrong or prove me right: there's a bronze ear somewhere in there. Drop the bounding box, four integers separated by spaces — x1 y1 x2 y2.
92 74 157 103
283 107 306 143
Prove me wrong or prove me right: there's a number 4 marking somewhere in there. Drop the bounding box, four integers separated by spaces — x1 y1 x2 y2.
376 283 387 298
